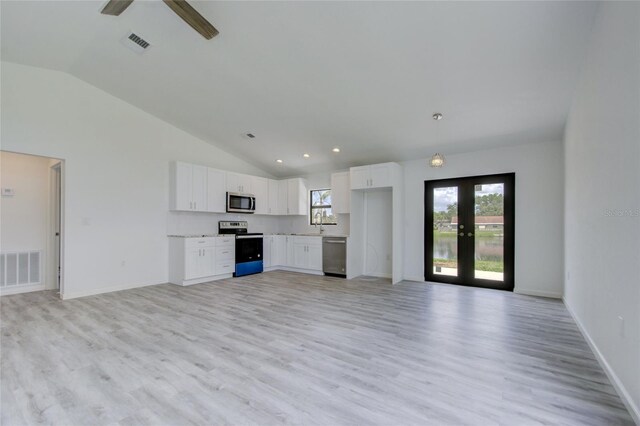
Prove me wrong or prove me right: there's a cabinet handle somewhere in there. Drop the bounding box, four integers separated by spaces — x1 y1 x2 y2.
194 202 197 209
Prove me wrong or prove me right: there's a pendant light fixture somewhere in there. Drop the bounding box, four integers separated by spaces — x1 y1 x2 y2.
430 113 445 168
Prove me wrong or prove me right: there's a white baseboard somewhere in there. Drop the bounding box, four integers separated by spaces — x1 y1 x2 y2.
170 273 233 287
564 298 640 425
514 288 562 299
61 280 164 300
404 276 425 283
0 283 46 296
268 266 324 276
364 272 392 279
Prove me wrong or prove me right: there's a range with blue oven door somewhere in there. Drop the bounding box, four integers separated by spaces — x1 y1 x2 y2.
218 221 263 277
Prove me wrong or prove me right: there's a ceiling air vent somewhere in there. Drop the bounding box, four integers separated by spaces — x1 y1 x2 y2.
121 31 152 54
128 33 150 49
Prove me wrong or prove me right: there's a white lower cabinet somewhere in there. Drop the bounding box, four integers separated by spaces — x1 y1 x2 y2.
290 236 323 271
169 236 235 285
263 235 322 273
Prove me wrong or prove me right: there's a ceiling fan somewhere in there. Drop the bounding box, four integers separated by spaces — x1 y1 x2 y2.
101 0 219 40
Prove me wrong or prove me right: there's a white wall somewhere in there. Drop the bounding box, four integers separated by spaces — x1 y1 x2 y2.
0 152 50 252
402 140 565 297
1 62 274 299
563 2 640 421
278 172 350 236
167 211 280 236
0 151 52 289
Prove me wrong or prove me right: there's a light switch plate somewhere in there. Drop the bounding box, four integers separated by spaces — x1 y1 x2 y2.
1 188 15 197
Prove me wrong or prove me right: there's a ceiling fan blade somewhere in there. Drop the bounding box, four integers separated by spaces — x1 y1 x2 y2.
101 0 134 16
163 0 219 40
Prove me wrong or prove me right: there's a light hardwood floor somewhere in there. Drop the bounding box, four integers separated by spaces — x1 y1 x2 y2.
1 271 634 425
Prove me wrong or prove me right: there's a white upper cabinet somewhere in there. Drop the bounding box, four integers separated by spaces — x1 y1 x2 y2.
287 178 308 215
350 162 399 189
277 180 288 215
226 172 253 194
268 179 279 215
170 162 207 211
251 176 269 215
370 163 392 188
206 168 226 213
349 166 370 190
171 162 310 215
331 172 350 214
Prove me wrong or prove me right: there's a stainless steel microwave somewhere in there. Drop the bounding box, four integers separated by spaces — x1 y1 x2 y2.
226 192 256 214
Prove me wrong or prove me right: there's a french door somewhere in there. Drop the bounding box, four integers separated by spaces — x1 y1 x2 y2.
425 173 515 291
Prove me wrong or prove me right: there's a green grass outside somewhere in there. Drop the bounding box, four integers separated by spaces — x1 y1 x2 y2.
434 230 503 238
433 258 504 273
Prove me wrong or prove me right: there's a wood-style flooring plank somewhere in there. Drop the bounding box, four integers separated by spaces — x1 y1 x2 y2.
0 271 634 425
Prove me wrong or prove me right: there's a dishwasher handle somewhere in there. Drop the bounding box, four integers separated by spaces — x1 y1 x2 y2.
324 240 346 244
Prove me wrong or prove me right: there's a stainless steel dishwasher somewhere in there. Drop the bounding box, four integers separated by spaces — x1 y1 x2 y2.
322 236 347 277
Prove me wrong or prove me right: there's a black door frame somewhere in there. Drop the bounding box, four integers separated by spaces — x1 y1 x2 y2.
424 173 515 291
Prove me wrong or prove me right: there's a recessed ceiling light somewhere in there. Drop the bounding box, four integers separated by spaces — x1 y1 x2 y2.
276 159 283 163
332 148 340 153
303 153 310 158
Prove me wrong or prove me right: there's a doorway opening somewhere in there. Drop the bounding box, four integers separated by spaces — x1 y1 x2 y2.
424 173 515 291
0 151 65 297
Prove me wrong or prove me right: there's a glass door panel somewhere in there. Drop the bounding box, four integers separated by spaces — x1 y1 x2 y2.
432 187 458 277
425 173 514 291
474 183 505 282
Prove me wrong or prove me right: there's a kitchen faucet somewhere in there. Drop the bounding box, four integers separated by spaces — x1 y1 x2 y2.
314 212 325 234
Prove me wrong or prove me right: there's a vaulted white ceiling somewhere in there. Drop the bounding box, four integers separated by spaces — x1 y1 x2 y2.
1 1 597 177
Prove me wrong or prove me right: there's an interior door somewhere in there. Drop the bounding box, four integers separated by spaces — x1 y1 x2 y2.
425 173 515 291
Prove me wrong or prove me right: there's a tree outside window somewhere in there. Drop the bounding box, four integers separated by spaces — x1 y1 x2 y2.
310 189 337 225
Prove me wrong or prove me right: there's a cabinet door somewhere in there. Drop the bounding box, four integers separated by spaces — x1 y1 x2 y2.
173 162 193 210
307 241 323 271
285 236 295 266
263 236 272 268
370 163 392 188
207 168 226 213
350 166 370 190
185 248 202 280
273 235 285 266
226 172 240 193
201 247 216 277
191 165 207 211
331 172 350 214
238 174 253 194
288 178 308 216
252 177 269 215
268 179 279 215
278 180 289 215
292 239 308 269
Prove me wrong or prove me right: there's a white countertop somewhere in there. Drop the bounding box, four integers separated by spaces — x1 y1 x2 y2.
167 234 227 238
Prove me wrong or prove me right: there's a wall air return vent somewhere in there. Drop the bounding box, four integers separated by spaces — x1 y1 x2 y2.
121 31 152 54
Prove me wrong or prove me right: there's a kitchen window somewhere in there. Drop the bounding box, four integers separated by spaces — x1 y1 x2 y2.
310 189 337 225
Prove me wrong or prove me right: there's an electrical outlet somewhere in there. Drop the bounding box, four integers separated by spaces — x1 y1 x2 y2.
121 261 126 267
567 271 571 281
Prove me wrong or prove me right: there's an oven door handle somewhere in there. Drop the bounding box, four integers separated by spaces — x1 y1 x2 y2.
236 235 264 239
